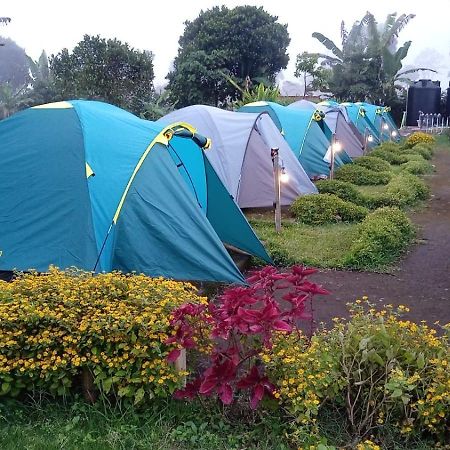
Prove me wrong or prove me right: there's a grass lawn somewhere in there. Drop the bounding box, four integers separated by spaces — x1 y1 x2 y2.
0 399 289 450
249 217 357 268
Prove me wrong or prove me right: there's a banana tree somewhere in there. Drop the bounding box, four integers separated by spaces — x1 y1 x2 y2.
310 12 435 103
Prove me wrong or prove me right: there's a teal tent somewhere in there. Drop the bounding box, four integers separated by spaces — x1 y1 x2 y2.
340 102 381 148
355 102 400 142
0 100 271 284
238 101 346 178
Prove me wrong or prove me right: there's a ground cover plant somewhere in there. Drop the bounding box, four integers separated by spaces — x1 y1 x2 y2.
264 299 450 448
343 207 415 269
0 268 448 449
0 268 204 403
334 164 392 185
290 193 368 225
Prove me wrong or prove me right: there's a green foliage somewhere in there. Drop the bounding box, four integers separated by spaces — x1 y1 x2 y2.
294 52 330 96
315 179 365 204
361 173 430 209
228 79 281 109
344 207 415 268
369 146 409 165
51 35 155 114
291 193 368 225
266 301 450 446
140 91 177 121
353 156 392 172
167 5 290 107
250 219 357 268
334 164 392 185
405 143 433 160
400 159 434 175
0 398 290 450
312 12 434 104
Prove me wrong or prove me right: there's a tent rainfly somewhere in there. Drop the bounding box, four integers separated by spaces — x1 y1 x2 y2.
0 100 272 284
288 99 364 159
158 105 317 208
355 102 400 142
238 101 346 178
339 102 381 148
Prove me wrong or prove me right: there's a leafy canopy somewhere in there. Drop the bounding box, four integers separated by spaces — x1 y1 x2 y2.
51 35 155 114
167 5 290 107
310 12 434 103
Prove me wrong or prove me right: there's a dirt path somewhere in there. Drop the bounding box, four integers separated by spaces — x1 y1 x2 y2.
310 146 450 326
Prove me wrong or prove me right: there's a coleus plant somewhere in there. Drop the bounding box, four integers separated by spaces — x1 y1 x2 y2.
167 265 329 408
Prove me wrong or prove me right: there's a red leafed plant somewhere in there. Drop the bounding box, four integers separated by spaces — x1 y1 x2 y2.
167 265 329 409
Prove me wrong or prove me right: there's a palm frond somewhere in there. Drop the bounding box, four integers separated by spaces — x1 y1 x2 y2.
340 21 348 46
381 13 415 47
395 67 437 79
312 32 344 60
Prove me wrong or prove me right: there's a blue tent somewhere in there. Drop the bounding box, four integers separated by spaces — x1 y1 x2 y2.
0 100 271 284
355 102 400 142
339 102 381 148
238 101 345 178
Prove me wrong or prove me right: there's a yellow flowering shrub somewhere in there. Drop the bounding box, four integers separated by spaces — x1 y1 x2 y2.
405 132 435 147
0 268 206 404
264 299 449 445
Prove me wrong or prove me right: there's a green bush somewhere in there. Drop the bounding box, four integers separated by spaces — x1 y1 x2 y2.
334 164 392 185
400 159 434 175
384 172 430 206
315 179 365 205
344 207 415 268
410 143 433 160
291 193 368 225
369 147 409 165
353 155 392 173
266 301 450 446
362 173 431 209
401 153 425 162
0 269 203 403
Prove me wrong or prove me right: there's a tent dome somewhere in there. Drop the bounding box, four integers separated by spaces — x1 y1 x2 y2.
0 101 271 283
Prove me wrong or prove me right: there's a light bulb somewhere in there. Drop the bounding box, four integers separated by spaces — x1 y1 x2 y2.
332 141 342 152
367 135 374 143
280 168 289 183
391 130 398 137
383 123 389 130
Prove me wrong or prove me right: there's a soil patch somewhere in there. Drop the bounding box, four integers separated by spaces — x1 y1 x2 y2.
310 146 450 326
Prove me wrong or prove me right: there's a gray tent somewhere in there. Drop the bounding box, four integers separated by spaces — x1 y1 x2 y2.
158 105 317 208
288 100 364 158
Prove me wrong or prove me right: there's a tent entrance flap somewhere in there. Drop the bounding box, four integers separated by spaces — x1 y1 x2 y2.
112 144 246 284
204 156 272 264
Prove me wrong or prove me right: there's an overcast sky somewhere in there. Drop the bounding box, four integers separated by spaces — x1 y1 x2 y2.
2 0 449 92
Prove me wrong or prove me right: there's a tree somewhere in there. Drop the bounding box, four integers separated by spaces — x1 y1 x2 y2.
0 17 10 46
294 52 330 97
26 51 57 106
0 83 31 119
310 12 434 103
51 35 155 114
167 6 290 107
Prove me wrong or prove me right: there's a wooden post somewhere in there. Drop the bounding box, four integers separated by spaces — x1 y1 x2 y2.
271 147 281 233
175 349 187 387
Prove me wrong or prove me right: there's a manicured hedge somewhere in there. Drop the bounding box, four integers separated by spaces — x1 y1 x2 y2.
353 156 392 173
400 159 434 175
334 164 392 185
344 207 415 268
291 193 368 225
315 179 365 205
